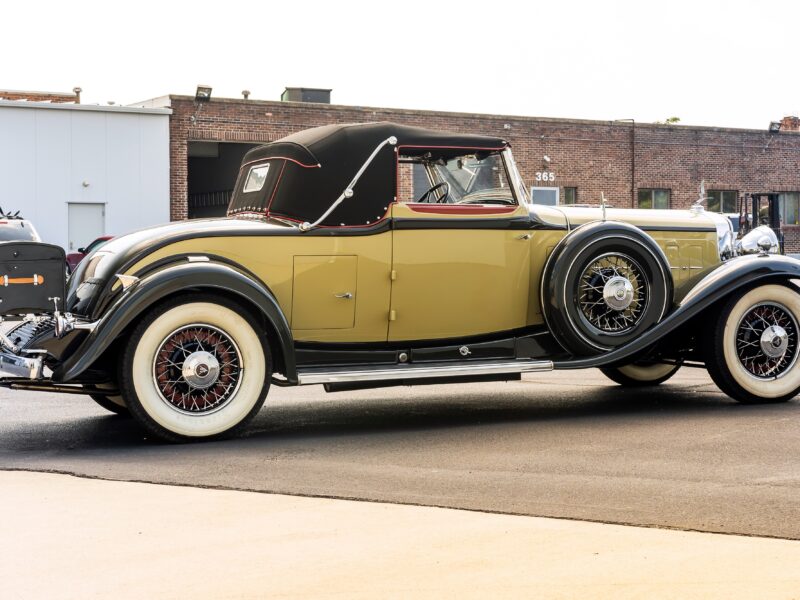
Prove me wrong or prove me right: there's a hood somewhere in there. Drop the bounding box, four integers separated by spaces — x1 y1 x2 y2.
65 217 291 318
531 204 720 232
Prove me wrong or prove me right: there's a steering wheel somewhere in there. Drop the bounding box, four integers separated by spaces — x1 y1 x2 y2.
417 182 450 204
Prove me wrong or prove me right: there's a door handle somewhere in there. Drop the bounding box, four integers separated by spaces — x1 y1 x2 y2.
516 233 532 240
334 292 353 299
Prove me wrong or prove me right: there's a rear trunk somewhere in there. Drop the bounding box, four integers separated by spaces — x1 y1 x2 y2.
0 242 65 315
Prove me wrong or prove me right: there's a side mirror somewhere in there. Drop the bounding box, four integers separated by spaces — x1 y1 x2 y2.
77 247 86 253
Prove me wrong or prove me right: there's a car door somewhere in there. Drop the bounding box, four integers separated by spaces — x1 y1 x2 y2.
388 202 532 341
288 232 393 343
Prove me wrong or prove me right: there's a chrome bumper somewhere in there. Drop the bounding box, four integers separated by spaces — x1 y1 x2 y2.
0 351 43 379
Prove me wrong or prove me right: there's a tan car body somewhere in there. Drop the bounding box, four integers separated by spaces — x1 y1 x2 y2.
121 202 720 344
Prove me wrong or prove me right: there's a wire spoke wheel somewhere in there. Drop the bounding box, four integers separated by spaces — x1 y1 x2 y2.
153 324 243 414
577 252 649 335
735 302 798 379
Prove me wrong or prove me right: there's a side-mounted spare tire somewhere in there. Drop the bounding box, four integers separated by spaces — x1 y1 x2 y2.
542 221 673 356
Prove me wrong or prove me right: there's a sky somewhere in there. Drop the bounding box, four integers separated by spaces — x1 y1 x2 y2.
3 0 798 130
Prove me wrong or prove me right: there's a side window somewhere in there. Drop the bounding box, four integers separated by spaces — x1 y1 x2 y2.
397 161 430 203
399 151 516 205
243 164 270 193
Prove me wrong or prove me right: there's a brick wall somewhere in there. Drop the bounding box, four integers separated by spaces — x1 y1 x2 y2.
0 90 78 103
167 95 800 251
780 116 800 132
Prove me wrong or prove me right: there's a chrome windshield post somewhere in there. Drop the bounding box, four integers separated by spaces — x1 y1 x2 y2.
299 136 397 232
501 148 528 206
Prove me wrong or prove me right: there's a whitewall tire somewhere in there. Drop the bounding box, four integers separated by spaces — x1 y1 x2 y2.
601 361 681 387
121 296 270 442
705 284 800 404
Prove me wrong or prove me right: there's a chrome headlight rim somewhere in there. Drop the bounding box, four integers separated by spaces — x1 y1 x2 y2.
706 212 736 260
736 225 780 256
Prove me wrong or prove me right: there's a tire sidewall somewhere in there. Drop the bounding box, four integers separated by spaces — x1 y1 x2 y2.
94 383 126 408
720 285 800 399
616 362 680 383
125 299 269 439
556 234 670 354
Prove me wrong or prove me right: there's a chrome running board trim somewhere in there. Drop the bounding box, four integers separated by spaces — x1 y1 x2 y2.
297 359 554 385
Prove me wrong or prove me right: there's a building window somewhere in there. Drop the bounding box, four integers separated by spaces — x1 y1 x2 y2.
562 187 577 205
638 188 670 209
531 187 559 206
707 190 738 213
779 192 800 226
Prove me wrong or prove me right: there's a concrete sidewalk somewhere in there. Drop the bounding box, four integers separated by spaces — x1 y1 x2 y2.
2 472 800 599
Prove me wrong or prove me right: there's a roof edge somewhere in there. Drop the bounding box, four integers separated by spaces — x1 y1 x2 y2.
0 100 171 115
158 94 789 136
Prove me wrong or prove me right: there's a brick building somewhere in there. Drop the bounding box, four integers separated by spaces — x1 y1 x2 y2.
0 88 82 103
133 91 800 252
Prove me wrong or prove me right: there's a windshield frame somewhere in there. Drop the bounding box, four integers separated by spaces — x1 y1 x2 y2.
501 148 529 206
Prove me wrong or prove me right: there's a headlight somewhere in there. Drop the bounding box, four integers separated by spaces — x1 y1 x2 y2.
737 225 780 255
706 212 736 260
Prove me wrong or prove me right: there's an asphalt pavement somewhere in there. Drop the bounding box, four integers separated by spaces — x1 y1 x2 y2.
2 368 800 539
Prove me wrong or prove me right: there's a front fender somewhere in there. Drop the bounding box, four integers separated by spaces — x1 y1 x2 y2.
554 254 800 369
54 262 296 383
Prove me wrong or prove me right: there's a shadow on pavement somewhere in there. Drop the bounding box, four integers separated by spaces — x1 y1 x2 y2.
3 380 794 455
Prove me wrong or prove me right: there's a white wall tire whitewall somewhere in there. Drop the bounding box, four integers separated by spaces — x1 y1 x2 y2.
600 361 681 387
120 296 270 442
705 284 800 404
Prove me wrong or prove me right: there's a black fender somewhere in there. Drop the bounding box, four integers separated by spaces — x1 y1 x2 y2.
53 261 296 383
553 254 800 369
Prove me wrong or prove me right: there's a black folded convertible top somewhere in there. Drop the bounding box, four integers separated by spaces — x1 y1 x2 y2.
227 122 509 227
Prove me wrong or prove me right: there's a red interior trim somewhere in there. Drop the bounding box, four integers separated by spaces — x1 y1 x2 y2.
404 204 517 215
398 145 508 152
264 212 390 230
240 156 320 170
265 160 287 214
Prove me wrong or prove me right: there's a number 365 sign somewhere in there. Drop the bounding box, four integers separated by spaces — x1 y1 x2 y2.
534 172 555 182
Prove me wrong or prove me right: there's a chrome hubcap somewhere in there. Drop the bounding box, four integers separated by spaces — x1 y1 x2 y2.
578 253 648 334
181 351 220 389
153 324 242 414
603 276 635 311
736 302 798 379
760 325 789 358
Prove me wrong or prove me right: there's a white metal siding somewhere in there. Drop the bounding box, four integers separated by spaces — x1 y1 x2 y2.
0 104 169 250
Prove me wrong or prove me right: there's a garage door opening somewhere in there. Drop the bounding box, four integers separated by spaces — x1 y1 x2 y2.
187 142 260 218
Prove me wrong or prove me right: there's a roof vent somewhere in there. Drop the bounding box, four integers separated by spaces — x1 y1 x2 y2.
281 87 331 104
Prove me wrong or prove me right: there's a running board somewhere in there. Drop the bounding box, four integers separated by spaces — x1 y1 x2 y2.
297 359 554 386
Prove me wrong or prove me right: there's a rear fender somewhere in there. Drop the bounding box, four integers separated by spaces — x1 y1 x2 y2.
554 254 800 369
53 261 296 383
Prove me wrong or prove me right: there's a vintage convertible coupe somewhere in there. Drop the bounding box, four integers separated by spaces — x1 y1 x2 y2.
1 122 798 441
